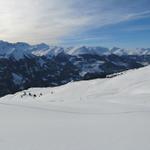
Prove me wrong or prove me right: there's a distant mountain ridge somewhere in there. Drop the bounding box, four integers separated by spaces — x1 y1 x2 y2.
0 40 150 97
0 40 150 60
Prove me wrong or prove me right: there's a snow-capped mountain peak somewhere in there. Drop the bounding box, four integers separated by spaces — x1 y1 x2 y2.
110 47 150 56
65 46 110 56
0 41 150 60
0 41 32 60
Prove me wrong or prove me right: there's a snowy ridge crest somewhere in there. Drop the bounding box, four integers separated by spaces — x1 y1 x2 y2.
0 40 150 60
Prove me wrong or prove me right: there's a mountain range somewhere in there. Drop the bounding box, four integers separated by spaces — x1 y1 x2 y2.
1 40 150 59
0 40 150 97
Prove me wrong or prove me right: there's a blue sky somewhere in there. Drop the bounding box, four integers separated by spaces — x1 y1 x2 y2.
63 17 150 48
0 0 150 48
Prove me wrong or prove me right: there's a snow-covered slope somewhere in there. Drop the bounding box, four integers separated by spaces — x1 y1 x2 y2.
0 66 150 150
2 65 150 107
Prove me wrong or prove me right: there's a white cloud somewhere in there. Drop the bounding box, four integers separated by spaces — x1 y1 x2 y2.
0 0 149 44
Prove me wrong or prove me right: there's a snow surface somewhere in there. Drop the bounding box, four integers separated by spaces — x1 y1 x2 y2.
0 66 150 150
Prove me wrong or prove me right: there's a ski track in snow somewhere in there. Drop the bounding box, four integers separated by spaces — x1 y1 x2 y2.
0 102 150 116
